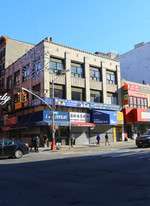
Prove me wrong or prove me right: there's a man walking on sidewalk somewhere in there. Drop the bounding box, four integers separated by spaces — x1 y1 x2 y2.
96 133 101 145
105 133 110 146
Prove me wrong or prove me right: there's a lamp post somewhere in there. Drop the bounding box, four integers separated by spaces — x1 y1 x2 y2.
51 69 70 150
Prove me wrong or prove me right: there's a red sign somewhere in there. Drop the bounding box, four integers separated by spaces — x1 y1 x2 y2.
126 83 140 92
123 84 128 90
8 117 17 125
123 108 150 122
128 91 147 98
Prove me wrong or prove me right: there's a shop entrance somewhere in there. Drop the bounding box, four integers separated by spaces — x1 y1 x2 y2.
116 127 122 141
55 126 69 145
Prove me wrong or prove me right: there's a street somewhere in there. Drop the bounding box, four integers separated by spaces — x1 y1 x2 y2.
0 144 150 206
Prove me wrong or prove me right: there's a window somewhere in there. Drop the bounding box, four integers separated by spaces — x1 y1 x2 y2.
2 78 4 87
71 87 85 101
107 93 117 105
22 64 30 82
50 58 64 73
144 98 148 109
32 84 41 99
90 67 101 81
129 96 148 109
71 63 83 78
7 76 12 90
32 61 41 79
14 93 18 103
50 84 65 99
4 140 15 146
106 71 116 84
90 90 102 102
14 71 20 85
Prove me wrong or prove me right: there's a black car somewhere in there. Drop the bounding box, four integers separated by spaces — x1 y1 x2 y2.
136 130 150 148
0 139 29 158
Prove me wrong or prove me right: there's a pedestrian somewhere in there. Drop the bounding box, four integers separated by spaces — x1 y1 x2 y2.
46 137 49 147
30 136 35 151
96 133 101 145
43 134 47 147
35 135 40 152
71 134 75 148
105 133 110 146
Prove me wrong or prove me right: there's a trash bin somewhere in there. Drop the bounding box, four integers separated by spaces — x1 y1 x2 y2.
56 143 61 150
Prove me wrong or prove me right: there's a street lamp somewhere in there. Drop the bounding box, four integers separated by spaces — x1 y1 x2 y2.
51 69 70 150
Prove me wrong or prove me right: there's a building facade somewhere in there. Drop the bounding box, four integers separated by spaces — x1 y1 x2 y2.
116 41 150 85
122 79 150 139
1 37 124 145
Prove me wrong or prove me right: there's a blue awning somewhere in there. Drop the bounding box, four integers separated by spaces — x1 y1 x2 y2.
91 110 117 125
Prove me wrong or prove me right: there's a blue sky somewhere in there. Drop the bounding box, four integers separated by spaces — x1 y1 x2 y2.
1 0 150 54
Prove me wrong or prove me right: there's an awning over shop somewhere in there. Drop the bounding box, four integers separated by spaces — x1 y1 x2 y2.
71 122 95 127
91 110 117 125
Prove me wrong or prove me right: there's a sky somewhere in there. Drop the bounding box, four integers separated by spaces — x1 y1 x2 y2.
1 0 150 55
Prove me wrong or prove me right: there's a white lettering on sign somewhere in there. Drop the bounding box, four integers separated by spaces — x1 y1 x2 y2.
141 112 150 119
0 93 11 105
70 112 90 122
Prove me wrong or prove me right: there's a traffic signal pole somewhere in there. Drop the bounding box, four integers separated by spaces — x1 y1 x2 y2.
51 80 55 150
21 87 52 110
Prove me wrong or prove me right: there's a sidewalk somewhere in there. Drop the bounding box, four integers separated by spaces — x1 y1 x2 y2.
36 139 136 153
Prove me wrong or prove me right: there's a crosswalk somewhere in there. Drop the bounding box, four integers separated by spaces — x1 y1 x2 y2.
94 150 150 159
61 147 150 160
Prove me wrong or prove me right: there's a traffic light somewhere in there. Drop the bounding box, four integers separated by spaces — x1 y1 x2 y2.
18 93 21 102
22 92 27 102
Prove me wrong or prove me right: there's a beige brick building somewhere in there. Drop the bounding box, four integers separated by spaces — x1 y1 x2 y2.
1 37 123 145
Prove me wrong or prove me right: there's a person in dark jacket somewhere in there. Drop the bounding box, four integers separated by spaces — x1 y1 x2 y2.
96 134 101 145
105 133 110 146
30 136 35 151
43 134 47 147
35 136 40 152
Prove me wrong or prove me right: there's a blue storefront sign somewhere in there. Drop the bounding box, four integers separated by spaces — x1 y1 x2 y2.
31 98 52 107
91 110 117 125
55 98 120 111
43 111 69 121
31 97 120 111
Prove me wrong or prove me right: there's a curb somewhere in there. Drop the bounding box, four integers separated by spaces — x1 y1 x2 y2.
37 141 136 153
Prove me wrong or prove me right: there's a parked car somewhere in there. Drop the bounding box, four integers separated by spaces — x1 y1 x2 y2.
136 130 150 148
0 139 29 158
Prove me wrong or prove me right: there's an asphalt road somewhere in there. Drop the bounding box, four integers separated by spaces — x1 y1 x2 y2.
1 145 150 206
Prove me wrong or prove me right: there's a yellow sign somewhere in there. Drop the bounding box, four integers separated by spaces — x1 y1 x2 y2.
117 112 124 125
15 102 22 110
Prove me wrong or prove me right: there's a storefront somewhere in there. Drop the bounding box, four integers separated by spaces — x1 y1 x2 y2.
122 82 150 139
124 108 150 139
90 110 118 143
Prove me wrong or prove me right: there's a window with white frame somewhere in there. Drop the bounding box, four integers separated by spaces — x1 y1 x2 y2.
22 64 30 82
90 67 101 81
106 71 116 84
71 63 83 78
90 90 102 102
50 57 64 74
107 93 117 105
